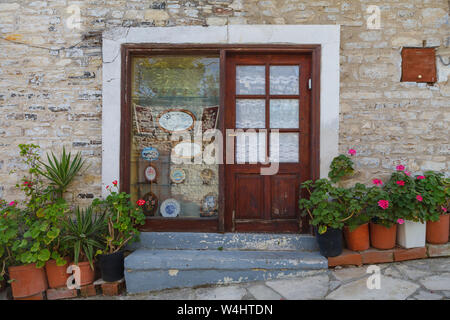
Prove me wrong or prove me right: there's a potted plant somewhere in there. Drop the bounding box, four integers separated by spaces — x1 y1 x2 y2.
36 146 86 288
0 144 71 298
328 151 371 252
384 167 426 248
62 206 106 286
342 184 382 252
0 201 49 299
299 179 350 257
93 181 146 282
416 172 449 244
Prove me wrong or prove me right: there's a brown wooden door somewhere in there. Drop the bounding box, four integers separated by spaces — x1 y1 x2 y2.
225 52 312 233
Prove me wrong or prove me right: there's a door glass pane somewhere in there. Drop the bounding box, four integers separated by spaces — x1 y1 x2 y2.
236 66 265 95
236 99 265 128
270 99 299 128
130 55 220 219
270 66 299 95
270 133 299 163
236 131 267 164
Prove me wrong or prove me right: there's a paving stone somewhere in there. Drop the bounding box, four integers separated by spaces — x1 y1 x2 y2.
326 276 419 300
194 286 247 300
383 266 403 279
143 288 197 300
420 273 450 291
266 274 329 300
329 280 341 291
333 267 368 281
396 264 433 280
413 290 443 300
246 284 282 300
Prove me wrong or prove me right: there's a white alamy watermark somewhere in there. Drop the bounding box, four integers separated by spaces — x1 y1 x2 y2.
366 5 381 30
366 265 381 290
168 122 281 175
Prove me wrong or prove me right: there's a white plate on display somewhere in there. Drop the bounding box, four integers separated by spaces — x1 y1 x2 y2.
160 198 181 218
144 165 157 182
172 142 202 159
157 109 195 133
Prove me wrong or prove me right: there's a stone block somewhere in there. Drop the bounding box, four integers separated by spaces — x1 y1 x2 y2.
328 249 362 267
101 278 126 296
394 247 427 262
361 248 394 264
427 243 450 257
46 288 78 300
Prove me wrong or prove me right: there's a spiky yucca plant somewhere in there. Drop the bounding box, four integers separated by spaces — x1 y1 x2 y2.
62 206 106 270
37 147 86 198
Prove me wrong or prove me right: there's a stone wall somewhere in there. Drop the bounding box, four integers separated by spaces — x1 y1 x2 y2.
0 0 449 203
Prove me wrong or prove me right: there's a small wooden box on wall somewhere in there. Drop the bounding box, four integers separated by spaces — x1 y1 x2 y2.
401 48 436 83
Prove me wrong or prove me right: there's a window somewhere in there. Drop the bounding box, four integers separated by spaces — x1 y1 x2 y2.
130 55 220 219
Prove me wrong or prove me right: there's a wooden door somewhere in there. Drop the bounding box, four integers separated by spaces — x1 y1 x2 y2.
225 52 313 233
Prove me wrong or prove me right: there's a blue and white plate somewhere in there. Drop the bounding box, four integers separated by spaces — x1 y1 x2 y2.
141 147 159 161
160 198 181 218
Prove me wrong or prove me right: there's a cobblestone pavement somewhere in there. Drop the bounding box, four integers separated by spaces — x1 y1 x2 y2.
80 257 450 300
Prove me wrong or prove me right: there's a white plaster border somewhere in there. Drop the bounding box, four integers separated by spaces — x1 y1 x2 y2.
102 25 340 196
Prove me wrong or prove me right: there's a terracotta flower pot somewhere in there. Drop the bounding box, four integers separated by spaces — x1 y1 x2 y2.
426 214 449 244
45 259 71 289
76 261 96 286
344 223 370 251
370 222 397 250
8 263 48 299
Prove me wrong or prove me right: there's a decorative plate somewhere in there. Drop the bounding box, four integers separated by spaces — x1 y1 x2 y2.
172 142 202 159
157 109 196 133
144 165 157 182
200 169 214 185
201 193 218 217
160 198 181 218
142 192 158 216
141 147 159 161
170 168 186 184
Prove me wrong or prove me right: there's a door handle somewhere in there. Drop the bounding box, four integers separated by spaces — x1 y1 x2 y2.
228 133 238 137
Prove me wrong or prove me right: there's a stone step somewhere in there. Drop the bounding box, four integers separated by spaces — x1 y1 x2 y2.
131 232 319 252
124 249 327 293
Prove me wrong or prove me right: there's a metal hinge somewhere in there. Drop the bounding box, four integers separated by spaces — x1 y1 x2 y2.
308 78 312 90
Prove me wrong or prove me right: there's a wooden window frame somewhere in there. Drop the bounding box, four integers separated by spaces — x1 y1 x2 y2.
120 44 321 233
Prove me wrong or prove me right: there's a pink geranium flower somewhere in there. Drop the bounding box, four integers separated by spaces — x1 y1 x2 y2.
417 176 425 180
136 199 146 207
378 200 389 210
396 165 405 171
112 180 118 186
396 180 405 186
404 171 411 176
372 179 383 186
442 206 447 213
348 149 356 156
397 219 405 225
416 195 423 202
8 201 16 206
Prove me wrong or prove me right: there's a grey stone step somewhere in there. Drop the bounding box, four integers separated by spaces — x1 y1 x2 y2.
124 249 327 293
131 232 319 252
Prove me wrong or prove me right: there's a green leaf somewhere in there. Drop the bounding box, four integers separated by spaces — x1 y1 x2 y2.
37 249 51 262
